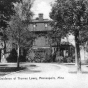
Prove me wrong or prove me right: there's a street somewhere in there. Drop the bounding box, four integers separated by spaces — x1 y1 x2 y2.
0 63 88 88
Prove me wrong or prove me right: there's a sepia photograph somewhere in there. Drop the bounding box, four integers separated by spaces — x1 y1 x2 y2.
0 0 88 88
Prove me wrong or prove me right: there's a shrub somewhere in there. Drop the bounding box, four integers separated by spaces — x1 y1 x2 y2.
6 49 17 62
19 55 26 62
56 56 63 62
63 56 73 63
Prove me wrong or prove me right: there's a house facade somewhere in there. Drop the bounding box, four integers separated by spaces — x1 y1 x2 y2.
27 13 75 62
27 13 52 62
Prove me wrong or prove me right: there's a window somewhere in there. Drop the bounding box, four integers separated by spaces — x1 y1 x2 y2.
45 23 48 28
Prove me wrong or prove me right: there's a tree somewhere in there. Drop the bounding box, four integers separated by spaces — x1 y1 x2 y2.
50 0 88 72
47 29 62 62
0 0 22 25
0 0 22 62
7 0 34 68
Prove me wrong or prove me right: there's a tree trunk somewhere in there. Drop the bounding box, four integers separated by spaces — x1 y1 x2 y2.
52 49 57 62
52 42 59 62
2 28 6 62
17 44 20 68
75 44 77 66
74 30 81 72
4 40 6 54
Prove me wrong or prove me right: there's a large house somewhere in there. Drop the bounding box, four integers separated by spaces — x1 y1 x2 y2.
27 13 52 62
27 13 75 62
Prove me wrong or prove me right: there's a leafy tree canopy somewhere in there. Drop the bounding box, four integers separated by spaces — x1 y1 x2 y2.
7 0 34 49
50 0 88 35
50 0 88 46
0 0 22 28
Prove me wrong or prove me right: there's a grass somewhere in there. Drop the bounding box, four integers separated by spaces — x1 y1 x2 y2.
0 67 26 72
0 66 26 76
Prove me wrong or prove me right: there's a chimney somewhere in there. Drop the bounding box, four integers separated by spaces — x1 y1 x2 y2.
39 13 43 21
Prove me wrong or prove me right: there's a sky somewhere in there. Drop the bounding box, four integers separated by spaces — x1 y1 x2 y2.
31 0 55 19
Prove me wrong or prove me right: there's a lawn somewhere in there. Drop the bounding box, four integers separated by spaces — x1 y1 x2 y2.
0 64 26 76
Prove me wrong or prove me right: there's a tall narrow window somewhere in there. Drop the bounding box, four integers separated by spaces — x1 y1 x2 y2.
45 23 48 28
33 23 37 31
